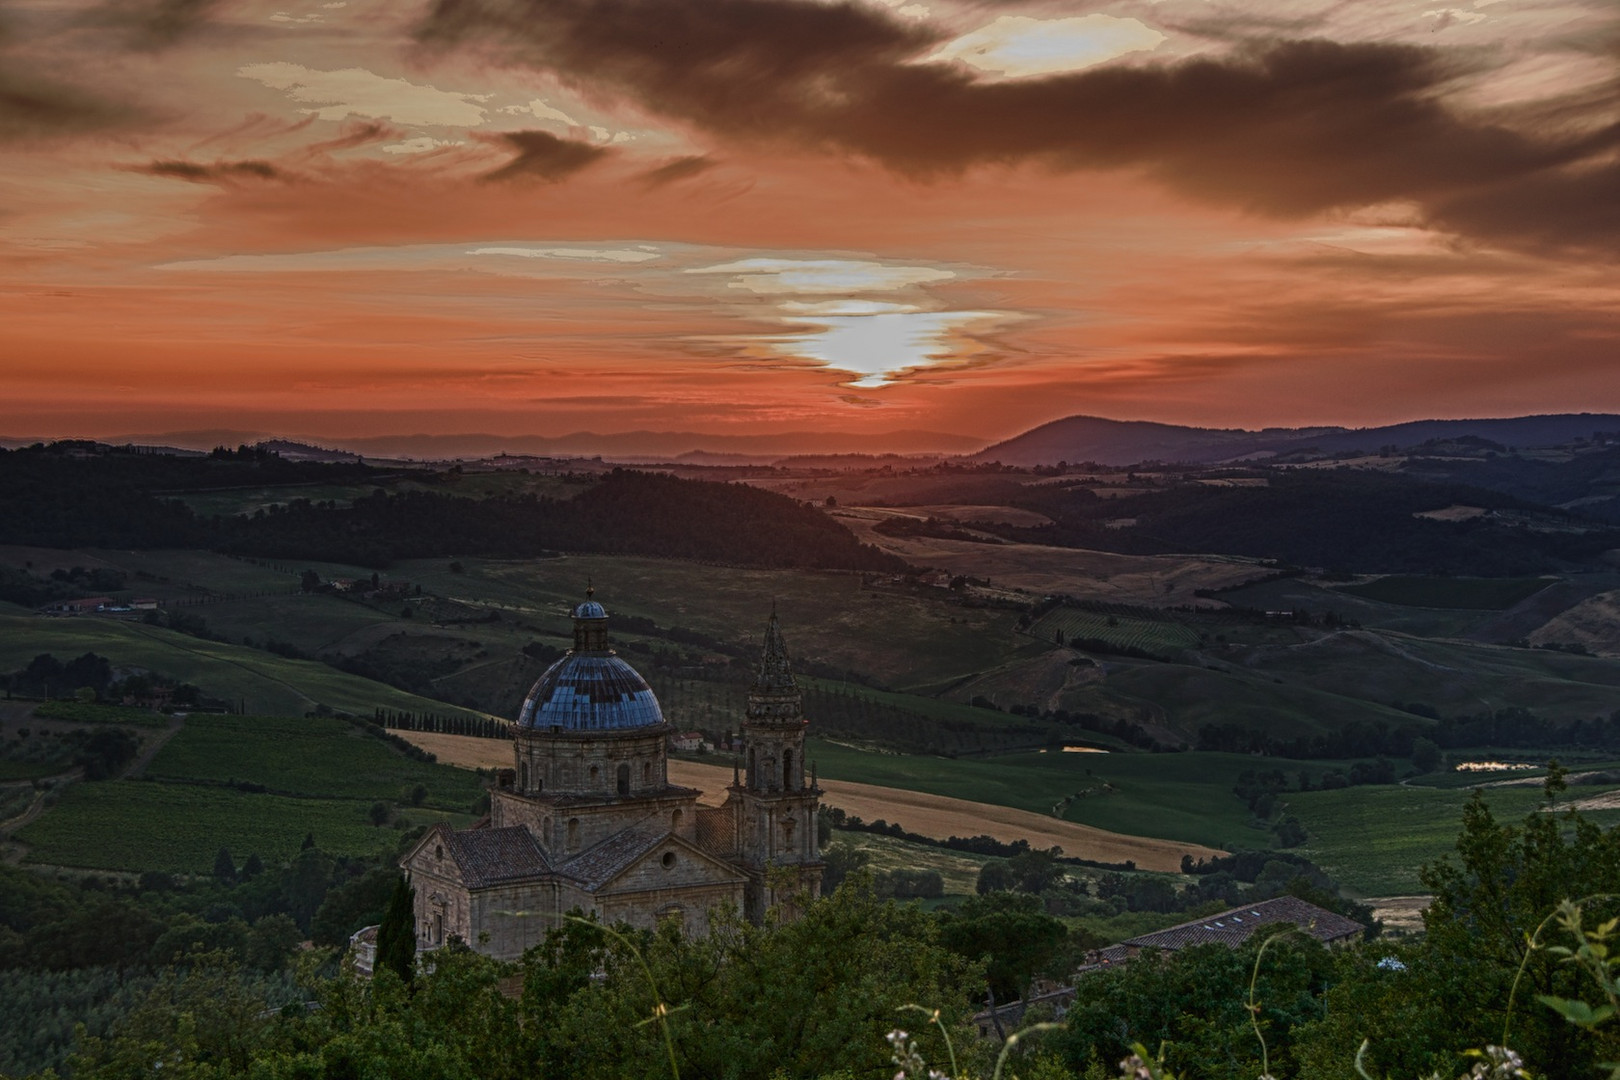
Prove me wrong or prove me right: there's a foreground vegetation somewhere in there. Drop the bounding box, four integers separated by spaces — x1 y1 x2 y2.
5 778 1619 1079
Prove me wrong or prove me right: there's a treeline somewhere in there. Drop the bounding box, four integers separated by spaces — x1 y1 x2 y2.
965 840 1371 930
996 469 1620 575
375 708 511 740
4 651 217 713
0 446 905 572
0 835 410 1075
218 470 906 570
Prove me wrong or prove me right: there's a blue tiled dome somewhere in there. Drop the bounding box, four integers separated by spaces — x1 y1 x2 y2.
516 590 664 732
516 654 665 731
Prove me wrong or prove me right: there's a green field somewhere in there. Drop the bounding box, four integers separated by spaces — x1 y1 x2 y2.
1030 607 1200 655
145 714 485 811
12 707 487 873
1290 783 1620 896
809 740 1346 851
1336 576 1555 610
13 780 464 873
0 615 492 720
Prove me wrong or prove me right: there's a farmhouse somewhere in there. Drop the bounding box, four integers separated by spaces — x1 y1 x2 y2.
40 596 114 615
401 592 824 960
1078 894 1364 973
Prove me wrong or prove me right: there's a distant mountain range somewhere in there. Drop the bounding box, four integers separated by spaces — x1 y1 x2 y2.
8 414 1620 467
0 428 982 462
972 414 1620 467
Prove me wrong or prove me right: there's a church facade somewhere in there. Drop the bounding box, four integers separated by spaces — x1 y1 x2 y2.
400 592 825 960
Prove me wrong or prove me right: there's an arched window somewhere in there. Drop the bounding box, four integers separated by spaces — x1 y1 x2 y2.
520 760 529 791
783 749 793 791
589 764 600 787
642 762 652 784
567 818 580 850
671 808 683 831
616 762 630 796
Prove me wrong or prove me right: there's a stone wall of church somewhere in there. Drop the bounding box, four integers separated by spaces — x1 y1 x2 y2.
732 790 820 867
742 727 807 793
409 863 470 951
589 882 745 937
467 880 561 961
514 727 670 799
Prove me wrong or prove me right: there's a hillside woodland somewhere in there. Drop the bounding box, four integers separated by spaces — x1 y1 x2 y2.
0 445 902 571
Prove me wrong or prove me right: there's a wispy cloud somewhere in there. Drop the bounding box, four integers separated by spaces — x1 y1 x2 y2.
237 63 491 126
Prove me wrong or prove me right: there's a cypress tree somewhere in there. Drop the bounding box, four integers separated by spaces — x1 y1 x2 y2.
376 874 416 984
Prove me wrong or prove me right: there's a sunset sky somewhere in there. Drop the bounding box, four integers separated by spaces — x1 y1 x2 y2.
3 0 1617 449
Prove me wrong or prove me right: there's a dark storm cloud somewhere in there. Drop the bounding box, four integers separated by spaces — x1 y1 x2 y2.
638 154 716 186
415 0 1620 252
0 65 135 142
480 129 609 181
82 0 221 49
138 158 283 182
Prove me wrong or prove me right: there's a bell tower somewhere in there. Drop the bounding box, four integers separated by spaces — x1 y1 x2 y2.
728 609 823 920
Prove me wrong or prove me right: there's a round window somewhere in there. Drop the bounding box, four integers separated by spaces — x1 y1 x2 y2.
661 851 676 869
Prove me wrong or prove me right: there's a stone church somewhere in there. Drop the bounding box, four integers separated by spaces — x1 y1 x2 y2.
400 591 825 960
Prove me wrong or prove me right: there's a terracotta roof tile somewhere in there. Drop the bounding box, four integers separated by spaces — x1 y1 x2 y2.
444 826 551 889
557 823 667 890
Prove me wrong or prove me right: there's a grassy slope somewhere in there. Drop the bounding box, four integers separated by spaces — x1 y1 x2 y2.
1337 575 1554 610
1071 661 1426 741
1215 578 1492 637
1235 631 1620 720
1290 784 1620 896
392 554 1036 692
0 615 490 719
1030 608 1201 653
16 711 486 873
15 781 450 874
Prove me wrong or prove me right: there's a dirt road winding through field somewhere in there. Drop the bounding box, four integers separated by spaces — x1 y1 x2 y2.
401 731 1218 872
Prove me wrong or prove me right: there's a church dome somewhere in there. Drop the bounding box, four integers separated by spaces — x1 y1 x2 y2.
516 592 665 732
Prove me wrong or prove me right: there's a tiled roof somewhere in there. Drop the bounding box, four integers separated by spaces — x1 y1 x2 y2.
556 822 667 890
695 805 736 857
1124 895 1364 952
444 826 551 889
